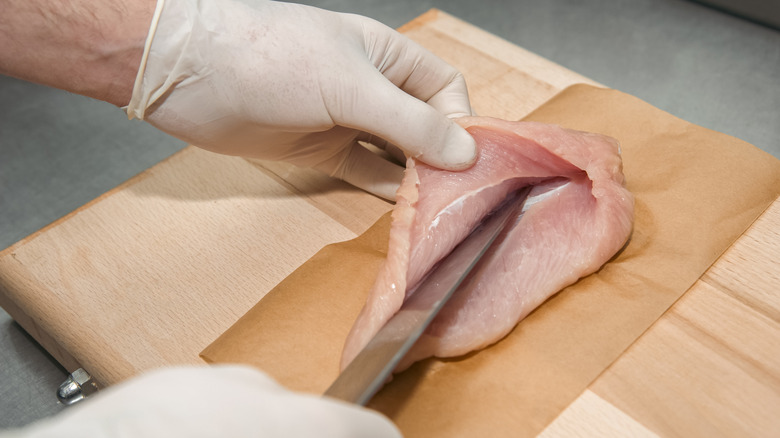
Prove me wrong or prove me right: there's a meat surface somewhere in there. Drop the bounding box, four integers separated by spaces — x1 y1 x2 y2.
340 117 634 370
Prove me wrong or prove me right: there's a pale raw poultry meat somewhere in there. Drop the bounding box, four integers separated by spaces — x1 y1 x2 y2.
341 117 634 370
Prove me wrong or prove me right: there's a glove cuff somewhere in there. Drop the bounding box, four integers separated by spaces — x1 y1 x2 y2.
125 0 166 120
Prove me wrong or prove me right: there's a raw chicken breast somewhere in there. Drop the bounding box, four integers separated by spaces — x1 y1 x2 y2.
340 117 634 370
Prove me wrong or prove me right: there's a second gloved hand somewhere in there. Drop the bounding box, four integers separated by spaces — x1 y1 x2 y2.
7 366 401 438
126 0 477 200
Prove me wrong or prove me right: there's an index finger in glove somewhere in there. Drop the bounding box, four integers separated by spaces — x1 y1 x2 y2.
324 18 477 170
359 18 475 119
314 139 405 201
325 64 477 171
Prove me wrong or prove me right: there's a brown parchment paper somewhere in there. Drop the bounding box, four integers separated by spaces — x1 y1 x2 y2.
201 85 780 437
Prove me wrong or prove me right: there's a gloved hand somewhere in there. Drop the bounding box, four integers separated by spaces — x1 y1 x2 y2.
126 0 477 200
7 365 401 438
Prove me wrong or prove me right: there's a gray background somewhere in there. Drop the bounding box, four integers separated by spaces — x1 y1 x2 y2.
1 0 778 430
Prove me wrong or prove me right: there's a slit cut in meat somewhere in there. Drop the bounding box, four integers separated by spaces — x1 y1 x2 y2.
340 117 634 371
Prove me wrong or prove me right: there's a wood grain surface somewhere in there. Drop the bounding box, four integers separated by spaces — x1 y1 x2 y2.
541 200 780 437
0 9 777 436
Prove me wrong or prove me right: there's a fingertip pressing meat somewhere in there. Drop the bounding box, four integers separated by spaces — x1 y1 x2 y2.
341 117 634 372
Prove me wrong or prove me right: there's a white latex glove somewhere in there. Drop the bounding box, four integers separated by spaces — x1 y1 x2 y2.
127 0 477 200
4 365 401 438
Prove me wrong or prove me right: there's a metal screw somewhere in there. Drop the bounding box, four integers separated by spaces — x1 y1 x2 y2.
57 368 99 405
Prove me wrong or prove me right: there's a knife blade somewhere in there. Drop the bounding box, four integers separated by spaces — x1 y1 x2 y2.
324 186 532 405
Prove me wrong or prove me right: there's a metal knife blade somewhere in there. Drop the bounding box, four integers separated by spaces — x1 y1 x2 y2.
324 186 532 405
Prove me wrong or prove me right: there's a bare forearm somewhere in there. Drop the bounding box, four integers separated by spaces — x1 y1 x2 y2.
0 0 156 107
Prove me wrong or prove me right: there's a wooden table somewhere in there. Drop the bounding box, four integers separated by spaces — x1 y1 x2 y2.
1 10 778 437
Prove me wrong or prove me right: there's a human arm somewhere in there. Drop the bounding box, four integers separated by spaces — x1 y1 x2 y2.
1 0 476 200
126 0 477 199
0 0 154 106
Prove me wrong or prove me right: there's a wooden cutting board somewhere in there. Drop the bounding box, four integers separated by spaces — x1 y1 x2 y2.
0 9 778 437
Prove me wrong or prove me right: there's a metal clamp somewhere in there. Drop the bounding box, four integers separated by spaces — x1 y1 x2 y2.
57 368 99 405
